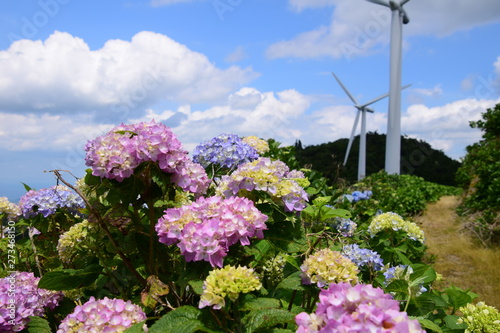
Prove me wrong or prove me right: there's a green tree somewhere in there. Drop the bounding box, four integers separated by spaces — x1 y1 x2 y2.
456 103 500 243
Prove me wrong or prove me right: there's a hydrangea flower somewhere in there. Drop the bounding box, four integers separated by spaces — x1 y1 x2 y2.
199 265 262 309
300 248 359 288
0 272 63 332
383 265 427 296
368 212 425 244
342 244 384 271
156 196 268 267
262 254 287 286
242 136 270 155
343 190 373 203
457 302 500 333
18 185 85 218
295 282 425 333
57 296 146 333
84 120 210 194
215 157 308 212
0 197 21 219
192 133 259 169
329 217 357 237
57 219 98 264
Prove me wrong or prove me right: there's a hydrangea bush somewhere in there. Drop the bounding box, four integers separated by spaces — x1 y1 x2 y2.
0 120 491 333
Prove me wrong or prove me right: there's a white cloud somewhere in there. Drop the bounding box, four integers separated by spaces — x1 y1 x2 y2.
288 0 335 12
268 0 500 60
130 87 311 151
0 31 257 115
225 46 247 63
402 98 500 159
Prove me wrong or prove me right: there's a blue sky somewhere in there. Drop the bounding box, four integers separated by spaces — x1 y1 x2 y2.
1 0 499 202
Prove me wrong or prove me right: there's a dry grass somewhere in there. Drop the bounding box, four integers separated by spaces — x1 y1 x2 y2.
415 196 500 309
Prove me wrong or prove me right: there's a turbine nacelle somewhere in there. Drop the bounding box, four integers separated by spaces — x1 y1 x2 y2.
367 0 410 24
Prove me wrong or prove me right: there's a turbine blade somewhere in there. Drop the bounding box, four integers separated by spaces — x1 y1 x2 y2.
332 72 358 105
364 107 375 113
365 0 390 7
359 84 411 108
400 0 410 5
401 8 410 24
344 110 361 166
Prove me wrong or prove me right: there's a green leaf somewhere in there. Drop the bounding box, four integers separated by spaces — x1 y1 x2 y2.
240 297 282 311
444 315 468 330
124 321 148 333
38 264 102 290
26 316 51 333
321 208 351 220
276 271 305 291
415 318 442 333
241 308 295 333
21 182 34 192
188 280 204 295
410 264 436 286
149 306 219 333
445 287 474 311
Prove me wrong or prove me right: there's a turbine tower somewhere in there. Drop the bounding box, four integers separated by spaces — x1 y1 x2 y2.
366 0 411 175
332 73 409 180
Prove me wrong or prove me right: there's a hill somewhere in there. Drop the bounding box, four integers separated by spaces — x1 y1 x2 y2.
294 132 461 186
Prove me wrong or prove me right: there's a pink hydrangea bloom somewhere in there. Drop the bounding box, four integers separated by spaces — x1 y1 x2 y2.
0 272 63 332
57 296 146 333
156 196 268 267
84 120 210 194
295 282 425 333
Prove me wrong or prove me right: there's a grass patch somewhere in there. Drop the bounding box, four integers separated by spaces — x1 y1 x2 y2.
417 196 500 309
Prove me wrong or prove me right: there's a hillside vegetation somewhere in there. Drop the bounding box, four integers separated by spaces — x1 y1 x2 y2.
295 132 461 186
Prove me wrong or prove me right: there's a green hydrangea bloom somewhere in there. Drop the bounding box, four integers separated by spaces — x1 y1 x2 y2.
199 265 262 309
458 302 500 333
57 220 98 264
300 248 359 288
368 212 425 243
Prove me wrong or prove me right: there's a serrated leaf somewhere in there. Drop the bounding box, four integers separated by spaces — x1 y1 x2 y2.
321 208 351 220
241 308 295 333
26 316 51 333
38 264 102 290
445 287 473 310
188 280 204 295
149 306 219 333
276 271 305 291
240 297 282 311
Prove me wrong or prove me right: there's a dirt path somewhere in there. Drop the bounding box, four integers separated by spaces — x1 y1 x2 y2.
415 196 500 309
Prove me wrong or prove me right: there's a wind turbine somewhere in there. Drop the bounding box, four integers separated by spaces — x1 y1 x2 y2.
332 72 410 180
366 0 411 175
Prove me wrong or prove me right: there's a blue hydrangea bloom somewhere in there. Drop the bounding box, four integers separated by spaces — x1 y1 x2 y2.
343 190 373 203
19 186 85 218
342 244 384 271
192 134 259 169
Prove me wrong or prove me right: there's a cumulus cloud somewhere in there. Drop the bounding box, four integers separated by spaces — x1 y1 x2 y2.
267 0 500 60
0 31 257 115
402 98 500 159
130 87 311 151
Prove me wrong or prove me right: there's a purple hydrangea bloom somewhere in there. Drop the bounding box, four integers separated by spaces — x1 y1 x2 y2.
57 296 146 333
18 185 85 218
192 133 259 169
0 272 63 332
342 244 384 271
84 121 210 194
156 196 268 267
295 282 425 333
